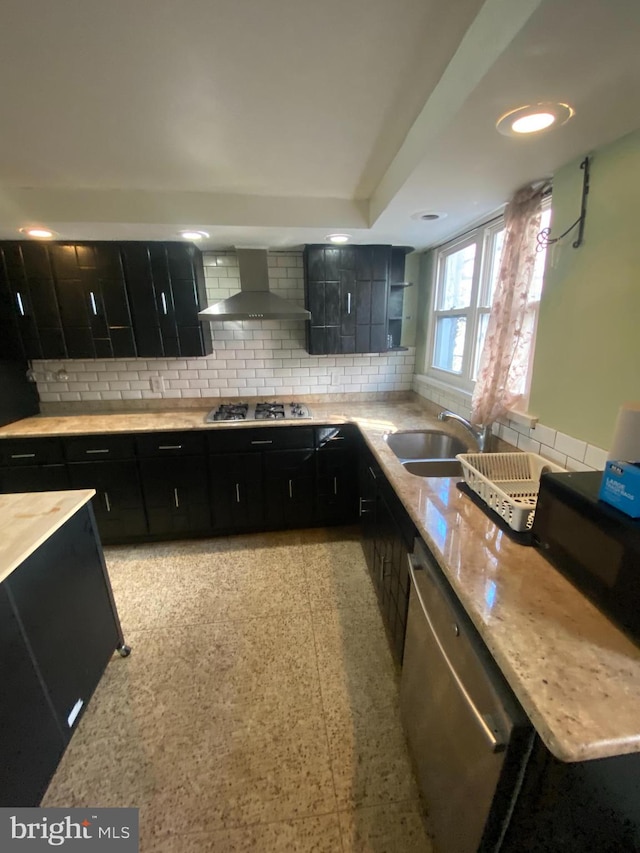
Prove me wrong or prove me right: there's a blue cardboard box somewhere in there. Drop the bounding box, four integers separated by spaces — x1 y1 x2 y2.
599 460 640 518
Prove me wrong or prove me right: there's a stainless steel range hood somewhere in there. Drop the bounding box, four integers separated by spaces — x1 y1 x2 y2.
198 248 311 321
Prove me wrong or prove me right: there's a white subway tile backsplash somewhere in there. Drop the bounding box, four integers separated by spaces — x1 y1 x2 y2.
565 456 592 472
530 423 557 447
555 432 587 462
584 445 608 470
516 434 541 454
538 446 568 467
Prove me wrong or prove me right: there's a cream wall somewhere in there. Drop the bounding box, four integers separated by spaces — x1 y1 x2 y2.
530 129 640 450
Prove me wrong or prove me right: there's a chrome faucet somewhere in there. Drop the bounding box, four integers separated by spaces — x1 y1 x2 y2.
437 410 491 452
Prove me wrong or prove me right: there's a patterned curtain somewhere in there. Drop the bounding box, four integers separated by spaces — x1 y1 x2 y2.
470 184 547 425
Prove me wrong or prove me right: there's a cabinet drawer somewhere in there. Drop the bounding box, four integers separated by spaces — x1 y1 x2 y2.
0 438 64 467
136 431 205 457
64 434 136 462
207 426 315 453
315 424 358 450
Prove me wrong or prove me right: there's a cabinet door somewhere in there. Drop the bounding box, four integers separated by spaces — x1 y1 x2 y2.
210 451 264 532
0 585 65 806
50 243 136 359
140 456 211 536
355 245 391 353
304 246 341 355
316 447 358 525
121 242 209 358
264 449 315 529
5 506 121 739
0 464 69 494
305 244 391 354
68 460 147 543
0 243 66 360
358 447 379 576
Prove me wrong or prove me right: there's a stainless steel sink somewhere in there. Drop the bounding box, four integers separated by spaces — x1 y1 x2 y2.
384 430 467 460
401 459 462 477
384 429 467 478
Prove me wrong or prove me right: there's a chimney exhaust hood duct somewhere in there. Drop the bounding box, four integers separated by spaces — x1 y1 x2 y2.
198 249 311 322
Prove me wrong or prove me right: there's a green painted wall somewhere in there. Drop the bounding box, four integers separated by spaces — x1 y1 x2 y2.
529 129 640 449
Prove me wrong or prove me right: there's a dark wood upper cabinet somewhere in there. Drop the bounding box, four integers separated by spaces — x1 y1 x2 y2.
0 243 65 360
120 241 211 358
304 244 392 355
0 240 211 360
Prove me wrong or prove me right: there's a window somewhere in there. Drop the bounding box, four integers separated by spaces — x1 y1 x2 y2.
427 203 550 397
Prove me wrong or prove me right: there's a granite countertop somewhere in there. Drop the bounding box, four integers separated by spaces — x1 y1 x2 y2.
0 489 95 584
2 397 640 763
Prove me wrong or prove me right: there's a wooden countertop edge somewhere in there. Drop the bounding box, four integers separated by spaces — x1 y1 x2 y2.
0 490 96 584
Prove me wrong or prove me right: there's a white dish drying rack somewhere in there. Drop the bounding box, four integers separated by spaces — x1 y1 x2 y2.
456 452 566 532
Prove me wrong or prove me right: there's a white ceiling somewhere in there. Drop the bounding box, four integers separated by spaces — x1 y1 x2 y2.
1 0 639 251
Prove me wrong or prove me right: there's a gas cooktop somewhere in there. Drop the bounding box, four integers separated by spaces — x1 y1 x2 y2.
205 401 312 423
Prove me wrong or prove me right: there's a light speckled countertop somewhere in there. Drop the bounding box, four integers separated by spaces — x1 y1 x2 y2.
0 489 95 584
2 397 640 763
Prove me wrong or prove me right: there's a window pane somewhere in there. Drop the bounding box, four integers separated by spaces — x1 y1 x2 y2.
473 312 489 380
530 207 551 302
439 244 476 310
433 316 466 373
484 229 505 307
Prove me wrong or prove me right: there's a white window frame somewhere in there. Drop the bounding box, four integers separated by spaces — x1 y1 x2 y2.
426 217 505 394
424 200 550 404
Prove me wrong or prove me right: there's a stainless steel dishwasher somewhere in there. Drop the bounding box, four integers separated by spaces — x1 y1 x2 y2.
401 538 532 853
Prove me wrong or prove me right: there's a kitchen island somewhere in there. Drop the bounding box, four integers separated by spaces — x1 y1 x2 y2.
0 489 128 805
1 395 640 767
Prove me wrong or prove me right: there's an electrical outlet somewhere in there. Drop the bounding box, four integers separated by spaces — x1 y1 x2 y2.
150 375 165 392
331 371 340 386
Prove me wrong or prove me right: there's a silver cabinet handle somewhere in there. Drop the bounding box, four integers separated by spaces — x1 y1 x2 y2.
251 440 273 445
158 445 182 450
89 291 98 315
161 292 168 315
328 435 345 441
359 497 375 515
408 553 505 752
16 292 25 316
333 477 338 495
380 556 391 584
11 453 35 459
235 483 240 503
347 292 352 314
288 480 293 499
174 487 179 508
85 448 109 454
104 492 111 513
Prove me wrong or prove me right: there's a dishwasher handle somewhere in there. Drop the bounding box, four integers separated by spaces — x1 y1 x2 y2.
408 552 506 753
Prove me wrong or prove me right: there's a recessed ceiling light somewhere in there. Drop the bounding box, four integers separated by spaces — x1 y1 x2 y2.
326 233 351 244
410 211 447 222
19 226 56 239
496 102 574 137
179 230 209 240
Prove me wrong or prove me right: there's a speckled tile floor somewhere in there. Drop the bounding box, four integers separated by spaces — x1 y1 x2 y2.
43 527 433 852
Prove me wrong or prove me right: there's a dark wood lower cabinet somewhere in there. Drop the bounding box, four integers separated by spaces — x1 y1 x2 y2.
0 425 362 544
68 459 147 543
0 585 65 806
139 456 210 536
316 426 359 525
0 502 125 806
0 463 69 493
210 451 264 532
264 448 316 529
358 442 416 666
